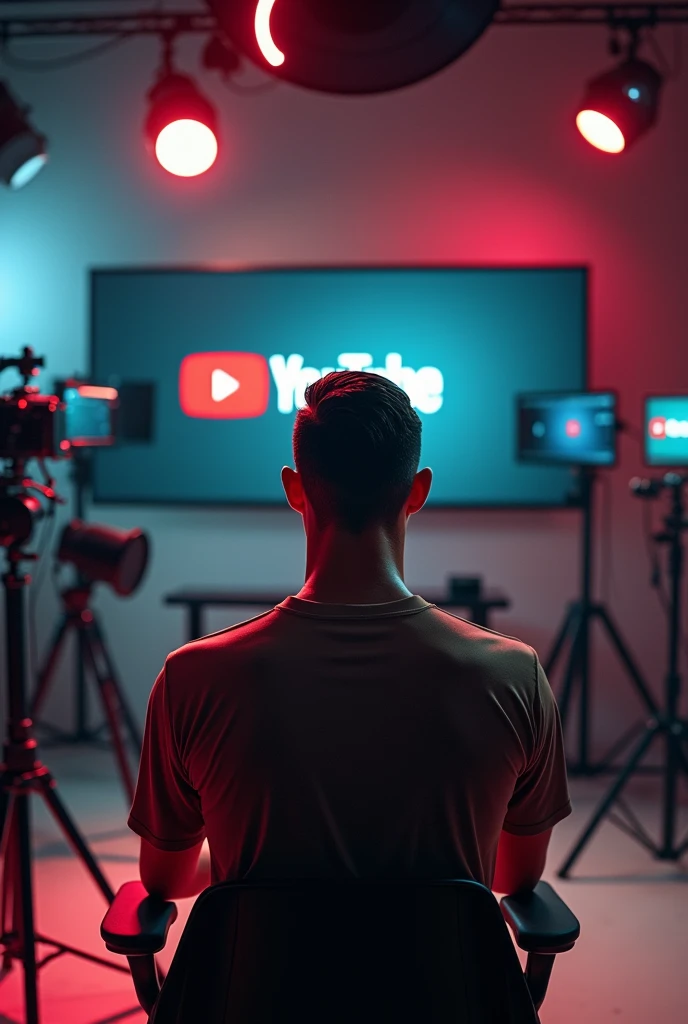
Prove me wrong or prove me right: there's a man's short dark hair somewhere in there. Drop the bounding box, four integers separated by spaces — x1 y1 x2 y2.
293 371 422 533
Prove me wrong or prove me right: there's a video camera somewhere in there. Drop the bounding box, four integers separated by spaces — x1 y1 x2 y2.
0 347 116 460
0 347 118 549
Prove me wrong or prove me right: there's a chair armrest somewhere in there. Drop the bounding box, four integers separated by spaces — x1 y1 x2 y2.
500 880 580 954
101 880 178 956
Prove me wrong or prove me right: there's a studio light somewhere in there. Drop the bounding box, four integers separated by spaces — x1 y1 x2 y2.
576 57 663 154
58 520 149 596
145 69 219 177
0 80 48 189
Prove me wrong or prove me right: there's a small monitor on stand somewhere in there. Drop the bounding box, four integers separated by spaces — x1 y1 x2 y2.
514 389 654 779
516 391 617 467
644 395 688 467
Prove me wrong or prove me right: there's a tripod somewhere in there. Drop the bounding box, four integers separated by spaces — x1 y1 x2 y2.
35 448 93 746
31 583 142 805
30 449 142 804
0 546 128 1024
559 473 688 877
545 467 659 774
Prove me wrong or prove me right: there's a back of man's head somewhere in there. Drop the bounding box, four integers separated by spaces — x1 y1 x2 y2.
293 371 422 534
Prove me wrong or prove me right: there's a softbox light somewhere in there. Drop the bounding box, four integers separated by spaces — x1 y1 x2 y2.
209 0 500 95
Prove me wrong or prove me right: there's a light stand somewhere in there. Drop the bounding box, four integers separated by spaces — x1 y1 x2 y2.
559 473 688 876
30 450 144 804
31 449 98 745
545 466 659 773
0 502 127 1024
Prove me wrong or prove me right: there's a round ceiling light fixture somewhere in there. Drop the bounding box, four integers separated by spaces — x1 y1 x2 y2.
209 0 500 95
145 44 219 178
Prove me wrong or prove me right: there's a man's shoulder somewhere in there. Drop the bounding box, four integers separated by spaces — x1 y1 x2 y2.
166 607 284 670
422 605 537 683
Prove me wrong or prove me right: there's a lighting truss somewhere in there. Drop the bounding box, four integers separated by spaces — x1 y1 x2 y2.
0 4 686 40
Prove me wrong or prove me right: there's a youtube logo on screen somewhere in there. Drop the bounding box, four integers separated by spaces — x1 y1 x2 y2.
179 353 270 419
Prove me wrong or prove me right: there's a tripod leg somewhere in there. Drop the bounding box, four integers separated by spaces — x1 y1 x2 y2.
82 627 137 805
544 605 576 677
39 780 114 903
659 719 681 859
593 610 688 774
15 798 40 1024
30 617 70 719
597 607 658 716
558 722 659 878
76 624 90 740
0 786 8 854
0 793 17 955
89 617 143 752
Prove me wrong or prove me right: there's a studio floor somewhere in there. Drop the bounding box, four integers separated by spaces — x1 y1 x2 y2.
0 748 687 1024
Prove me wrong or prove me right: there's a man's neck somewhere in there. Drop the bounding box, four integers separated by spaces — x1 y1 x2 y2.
297 524 412 605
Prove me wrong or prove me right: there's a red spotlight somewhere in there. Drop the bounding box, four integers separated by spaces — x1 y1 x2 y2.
575 58 662 154
575 110 626 154
145 72 218 178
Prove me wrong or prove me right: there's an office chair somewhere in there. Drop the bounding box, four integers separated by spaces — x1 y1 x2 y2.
102 878 580 1023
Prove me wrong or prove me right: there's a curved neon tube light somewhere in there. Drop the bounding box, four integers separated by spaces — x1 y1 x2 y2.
255 0 285 67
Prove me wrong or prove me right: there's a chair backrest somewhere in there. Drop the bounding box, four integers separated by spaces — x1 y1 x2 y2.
150 879 539 1024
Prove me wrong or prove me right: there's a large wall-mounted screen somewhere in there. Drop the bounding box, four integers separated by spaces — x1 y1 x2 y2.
90 266 587 507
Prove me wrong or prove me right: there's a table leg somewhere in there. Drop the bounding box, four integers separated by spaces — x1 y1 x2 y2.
472 604 488 628
188 605 203 642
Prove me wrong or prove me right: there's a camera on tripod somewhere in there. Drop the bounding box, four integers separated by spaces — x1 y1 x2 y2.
0 346 116 463
0 347 118 553
0 348 133 1024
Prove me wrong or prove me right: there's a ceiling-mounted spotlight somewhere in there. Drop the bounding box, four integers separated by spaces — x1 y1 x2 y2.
576 56 663 154
209 0 500 95
145 39 219 178
0 81 48 190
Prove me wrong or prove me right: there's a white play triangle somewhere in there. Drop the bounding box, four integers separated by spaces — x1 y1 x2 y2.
211 368 240 403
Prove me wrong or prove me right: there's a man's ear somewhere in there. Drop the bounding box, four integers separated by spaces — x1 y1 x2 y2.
281 466 306 514
406 467 433 516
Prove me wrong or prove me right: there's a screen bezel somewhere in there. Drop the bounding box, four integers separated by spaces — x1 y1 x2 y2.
89 264 590 510
643 393 688 468
515 389 618 469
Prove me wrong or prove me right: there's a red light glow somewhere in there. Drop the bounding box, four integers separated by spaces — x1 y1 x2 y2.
78 385 118 401
576 110 626 153
566 419 582 438
255 0 285 67
155 119 218 178
17 399 27 409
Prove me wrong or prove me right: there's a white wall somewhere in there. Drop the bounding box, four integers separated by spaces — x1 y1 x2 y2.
1 21 687 754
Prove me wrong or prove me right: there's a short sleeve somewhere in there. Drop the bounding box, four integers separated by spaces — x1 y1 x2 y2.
128 665 206 851
503 654 572 836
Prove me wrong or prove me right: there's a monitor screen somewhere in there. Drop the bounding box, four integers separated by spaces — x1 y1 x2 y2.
517 392 617 466
59 383 117 448
645 396 688 467
90 267 587 507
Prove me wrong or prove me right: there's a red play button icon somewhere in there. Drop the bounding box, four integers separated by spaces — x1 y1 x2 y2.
179 352 270 419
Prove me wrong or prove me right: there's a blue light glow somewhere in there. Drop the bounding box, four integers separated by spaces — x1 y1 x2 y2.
9 153 47 190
